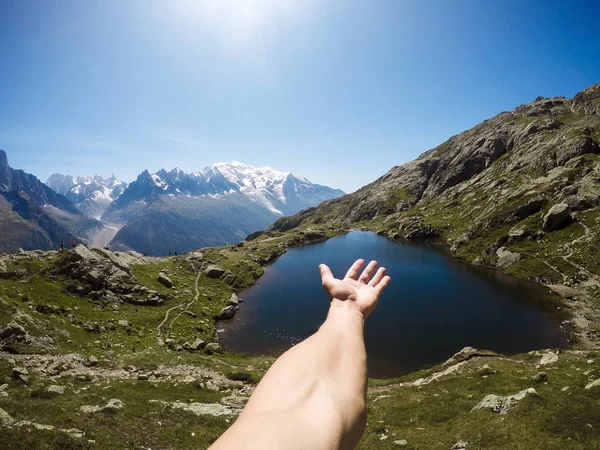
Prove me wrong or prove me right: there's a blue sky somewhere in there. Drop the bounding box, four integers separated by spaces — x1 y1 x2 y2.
1 0 599 193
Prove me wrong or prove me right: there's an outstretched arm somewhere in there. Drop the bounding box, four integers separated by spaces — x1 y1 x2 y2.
210 259 391 450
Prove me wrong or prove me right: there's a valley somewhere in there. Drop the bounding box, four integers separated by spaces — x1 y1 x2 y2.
1 83 600 449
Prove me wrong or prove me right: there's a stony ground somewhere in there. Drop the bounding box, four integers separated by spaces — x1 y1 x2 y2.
3 113 600 448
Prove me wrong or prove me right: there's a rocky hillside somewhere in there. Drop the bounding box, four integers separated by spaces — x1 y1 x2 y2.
1 228 600 449
270 83 600 336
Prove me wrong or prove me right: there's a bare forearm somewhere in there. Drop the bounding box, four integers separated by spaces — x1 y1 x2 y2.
210 300 367 449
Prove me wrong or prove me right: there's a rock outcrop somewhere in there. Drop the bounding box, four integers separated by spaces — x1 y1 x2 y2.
471 388 537 414
542 204 572 231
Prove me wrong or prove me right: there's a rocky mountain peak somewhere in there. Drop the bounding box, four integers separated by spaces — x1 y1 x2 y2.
0 149 7 168
571 82 600 115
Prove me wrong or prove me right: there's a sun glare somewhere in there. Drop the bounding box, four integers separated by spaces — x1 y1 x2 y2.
166 0 309 45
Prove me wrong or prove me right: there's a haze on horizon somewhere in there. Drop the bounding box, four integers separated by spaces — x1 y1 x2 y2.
1 0 599 193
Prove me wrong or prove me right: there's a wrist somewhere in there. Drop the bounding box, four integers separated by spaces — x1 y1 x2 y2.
328 299 365 322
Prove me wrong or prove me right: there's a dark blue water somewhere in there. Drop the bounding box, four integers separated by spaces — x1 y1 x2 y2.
221 231 568 377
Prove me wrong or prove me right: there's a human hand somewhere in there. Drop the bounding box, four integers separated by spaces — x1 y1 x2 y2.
319 259 391 319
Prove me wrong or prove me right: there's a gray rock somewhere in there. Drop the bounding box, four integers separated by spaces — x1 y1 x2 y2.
229 293 240 305
539 352 559 365
514 197 543 220
394 440 408 446
149 400 240 417
542 204 572 231
0 407 15 426
451 440 468 450
137 373 149 381
218 305 236 320
118 320 131 327
0 260 6 273
12 366 28 378
205 343 221 354
157 272 173 288
191 339 206 351
46 385 65 395
86 269 105 289
88 356 99 367
0 321 26 339
585 379 600 390
533 372 548 383
205 265 226 278
496 247 521 269
471 388 537 414
80 398 124 414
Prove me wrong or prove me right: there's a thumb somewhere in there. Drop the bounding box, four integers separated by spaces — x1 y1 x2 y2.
319 263 334 285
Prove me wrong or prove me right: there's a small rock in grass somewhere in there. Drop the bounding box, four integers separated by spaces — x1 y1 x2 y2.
46 385 65 395
157 272 173 288
585 379 600 390
539 352 558 365
0 407 15 426
452 440 468 449
533 372 548 383
394 439 408 446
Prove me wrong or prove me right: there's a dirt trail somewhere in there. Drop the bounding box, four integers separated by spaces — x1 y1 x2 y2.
156 261 204 343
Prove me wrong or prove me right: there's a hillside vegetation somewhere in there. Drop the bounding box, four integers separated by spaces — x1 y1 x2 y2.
1 84 600 449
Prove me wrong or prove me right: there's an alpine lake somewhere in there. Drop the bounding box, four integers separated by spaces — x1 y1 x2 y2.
221 231 569 377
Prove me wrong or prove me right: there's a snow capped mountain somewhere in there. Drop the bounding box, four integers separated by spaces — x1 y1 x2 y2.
47 173 126 219
106 162 344 219
103 162 345 255
0 150 104 252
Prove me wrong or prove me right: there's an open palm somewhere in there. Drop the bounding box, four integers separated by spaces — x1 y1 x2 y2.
319 259 391 319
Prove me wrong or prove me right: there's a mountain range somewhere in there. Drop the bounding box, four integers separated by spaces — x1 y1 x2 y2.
101 162 344 255
0 153 344 255
46 174 126 219
0 150 103 253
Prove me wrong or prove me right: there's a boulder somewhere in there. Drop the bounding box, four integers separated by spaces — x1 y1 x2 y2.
80 398 124 414
12 366 28 378
86 269 105 289
514 197 543 220
205 343 221 354
0 260 6 273
393 440 408 446
0 321 26 340
542 204 572 231
190 339 206 351
46 385 65 395
0 407 14 426
218 306 236 320
471 388 537 414
157 272 173 288
88 356 99 367
533 372 548 383
205 265 226 278
585 379 600 390
451 441 468 450
118 320 131 327
496 247 521 269
70 245 101 263
539 352 558 365
229 293 240 306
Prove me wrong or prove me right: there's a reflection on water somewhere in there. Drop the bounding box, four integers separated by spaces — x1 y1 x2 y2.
221 232 568 377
